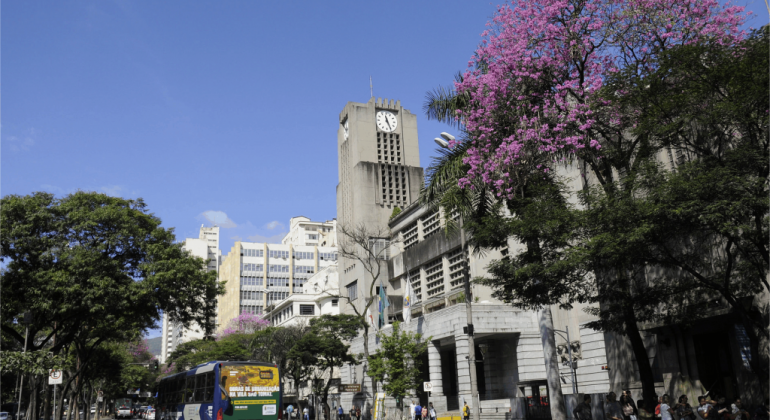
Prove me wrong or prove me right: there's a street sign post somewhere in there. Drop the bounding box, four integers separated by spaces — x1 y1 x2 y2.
49 370 63 385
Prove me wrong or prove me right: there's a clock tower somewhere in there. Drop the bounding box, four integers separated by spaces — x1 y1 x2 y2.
337 97 423 229
336 97 424 314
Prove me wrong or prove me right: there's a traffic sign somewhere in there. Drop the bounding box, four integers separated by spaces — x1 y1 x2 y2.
423 382 433 392
49 369 63 385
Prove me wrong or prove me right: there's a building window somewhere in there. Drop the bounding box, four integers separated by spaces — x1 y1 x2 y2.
242 249 264 257
269 250 289 259
369 238 390 260
300 305 315 315
307 234 318 240
294 265 314 274
347 281 358 301
294 251 315 260
332 299 339 307
319 252 338 261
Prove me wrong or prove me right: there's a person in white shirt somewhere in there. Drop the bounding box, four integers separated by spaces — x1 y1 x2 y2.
732 398 749 420
409 401 416 420
697 397 713 420
660 395 674 420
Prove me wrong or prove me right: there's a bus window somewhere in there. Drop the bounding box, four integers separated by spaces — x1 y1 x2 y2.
220 376 228 400
195 375 206 402
186 376 195 402
178 377 186 404
204 372 214 402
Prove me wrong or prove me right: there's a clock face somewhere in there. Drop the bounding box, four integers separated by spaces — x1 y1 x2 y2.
343 120 349 140
376 111 398 132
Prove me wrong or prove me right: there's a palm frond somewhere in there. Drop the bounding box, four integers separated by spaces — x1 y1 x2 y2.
423 72 469 128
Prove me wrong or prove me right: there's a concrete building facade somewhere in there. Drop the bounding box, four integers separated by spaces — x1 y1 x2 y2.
336 97 424 322
160 225 221 364
282 216 337 247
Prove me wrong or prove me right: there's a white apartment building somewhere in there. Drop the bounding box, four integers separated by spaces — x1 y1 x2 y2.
282 216 337 247
267 264 340 327
160 225 221 364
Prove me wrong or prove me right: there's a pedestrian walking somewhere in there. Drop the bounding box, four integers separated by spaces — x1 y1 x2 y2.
409 402 416 420
429 403 437 420
355 406 361 420
462 402 470 420
414 403 422 420
421 406 428 420
304 407 309 420
659 396 674 420
288 405 294 420
606 393 625 420
574 395 592 420
337 406 344 420
621 394 636 420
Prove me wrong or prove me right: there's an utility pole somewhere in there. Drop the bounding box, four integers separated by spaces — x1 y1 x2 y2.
459 218 480 420
17 312 32 420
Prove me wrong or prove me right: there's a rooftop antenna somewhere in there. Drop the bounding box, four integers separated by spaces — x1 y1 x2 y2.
370 76 373 98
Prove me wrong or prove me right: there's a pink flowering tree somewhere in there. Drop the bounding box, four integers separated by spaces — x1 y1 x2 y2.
426 0 752 409
455 0 747 197
217 312 270 340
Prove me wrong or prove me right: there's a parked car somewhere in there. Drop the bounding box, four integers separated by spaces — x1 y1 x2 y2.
1 412 10 420
146 410 155 420
117 406 132 419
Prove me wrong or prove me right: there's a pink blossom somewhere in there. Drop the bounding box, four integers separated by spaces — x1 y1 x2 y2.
217 312 270 340
453 0 746 198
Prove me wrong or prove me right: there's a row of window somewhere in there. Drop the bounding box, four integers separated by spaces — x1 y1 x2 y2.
241 276 264 286
294 251 314 260
240 305 263 314
294 265 314 274
267 291 289 303
159 372 215 404
241 290 264 301
242 249 264 257
319 252 338 261
268 277 290 287
241 263 263 272
269 250 290 259
269 264 290 273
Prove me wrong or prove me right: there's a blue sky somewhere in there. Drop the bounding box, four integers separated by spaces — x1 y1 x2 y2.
3 1 766 339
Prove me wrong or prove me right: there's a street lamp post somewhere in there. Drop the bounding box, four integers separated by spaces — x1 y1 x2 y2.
434 133 480 420
553 327 579 396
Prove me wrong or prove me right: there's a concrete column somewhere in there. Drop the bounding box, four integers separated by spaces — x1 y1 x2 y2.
455 335 472 409
428 340 446 412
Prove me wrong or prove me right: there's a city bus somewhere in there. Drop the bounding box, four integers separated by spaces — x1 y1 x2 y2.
157 361 281 420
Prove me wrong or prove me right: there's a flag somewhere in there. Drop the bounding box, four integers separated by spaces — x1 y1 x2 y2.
366 307 375 329
378 280 389 328
403 271 413 324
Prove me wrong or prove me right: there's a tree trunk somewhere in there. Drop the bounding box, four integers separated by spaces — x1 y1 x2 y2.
362 325 376 407
623 306 657 411
44 377 53 420
538 307 568 420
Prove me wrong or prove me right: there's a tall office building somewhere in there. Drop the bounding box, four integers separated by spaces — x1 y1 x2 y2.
336 97 424 316
216 217 338 333
160 225 220 364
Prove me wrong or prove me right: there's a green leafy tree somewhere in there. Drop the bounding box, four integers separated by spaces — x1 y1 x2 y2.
367 322 429 417
166 335 251 372
290 315 360 419
1 191 225 417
